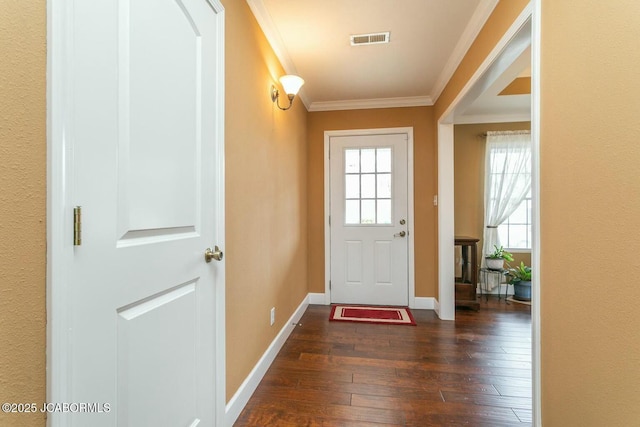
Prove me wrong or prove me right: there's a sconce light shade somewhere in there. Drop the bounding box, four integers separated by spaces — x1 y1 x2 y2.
271 74 304 111
279 75 305 96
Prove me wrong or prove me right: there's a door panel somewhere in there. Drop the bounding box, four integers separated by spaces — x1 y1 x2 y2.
116 281 197 426
374 240 392 283
120 0 200 233
330 133 409 306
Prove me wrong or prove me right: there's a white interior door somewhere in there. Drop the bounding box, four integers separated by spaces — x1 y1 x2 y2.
52 0 224 425
330 133 409 306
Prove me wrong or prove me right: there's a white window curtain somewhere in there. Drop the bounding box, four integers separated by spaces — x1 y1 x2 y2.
482 131 531 280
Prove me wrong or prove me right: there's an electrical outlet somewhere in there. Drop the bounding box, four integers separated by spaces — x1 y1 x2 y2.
270 307 275 326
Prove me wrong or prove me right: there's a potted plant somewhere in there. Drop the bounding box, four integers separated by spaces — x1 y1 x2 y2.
508 261 532 301
485 245 514 270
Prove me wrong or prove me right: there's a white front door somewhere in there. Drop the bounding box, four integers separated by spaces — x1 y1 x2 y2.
329 133 409 306
50 0 224 425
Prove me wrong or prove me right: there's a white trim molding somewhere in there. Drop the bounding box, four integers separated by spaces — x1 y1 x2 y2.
436 4 533 322
413 297 437 310
430 0 500 102
308 293 327 305
454 113 532 125
245 0 310 110
324 127 415 308
531 0 542 424
435 1 539 424
436 123 456 321
309 293 436 310
225 295 309 426
309 96 433 112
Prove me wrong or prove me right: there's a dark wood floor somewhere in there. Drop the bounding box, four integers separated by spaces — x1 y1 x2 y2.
235 297 532 426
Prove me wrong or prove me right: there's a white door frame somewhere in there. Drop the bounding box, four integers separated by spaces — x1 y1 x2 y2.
45 1 226 425
436 2 541 424
436 3 532 318
324 127 415 307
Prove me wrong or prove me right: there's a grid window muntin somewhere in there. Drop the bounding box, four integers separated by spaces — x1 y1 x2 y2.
344 147 392 225
488 144 532 250
497 189 532 250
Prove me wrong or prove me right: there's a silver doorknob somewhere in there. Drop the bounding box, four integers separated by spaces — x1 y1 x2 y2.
394 231 406 237
205 246 223 262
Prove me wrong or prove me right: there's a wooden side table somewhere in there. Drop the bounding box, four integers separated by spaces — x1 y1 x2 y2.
454 236 480 310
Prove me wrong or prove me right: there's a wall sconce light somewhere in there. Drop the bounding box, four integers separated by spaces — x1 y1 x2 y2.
271 75 305 111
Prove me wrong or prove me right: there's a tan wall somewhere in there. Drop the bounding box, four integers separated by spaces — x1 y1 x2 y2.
221 0 309 401
308 107 437 298
0 2 47 427
540 0 640 424
454 122 531 268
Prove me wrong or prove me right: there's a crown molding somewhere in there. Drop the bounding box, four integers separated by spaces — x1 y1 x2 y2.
430 0 499 103
246 0 296 74
246 0 310 110
309 96 433 112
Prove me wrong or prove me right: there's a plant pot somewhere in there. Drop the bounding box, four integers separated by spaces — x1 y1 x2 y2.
513 280 532 301
485 258 504 270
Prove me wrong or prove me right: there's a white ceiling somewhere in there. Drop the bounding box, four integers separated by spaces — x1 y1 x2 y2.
248 0 530 118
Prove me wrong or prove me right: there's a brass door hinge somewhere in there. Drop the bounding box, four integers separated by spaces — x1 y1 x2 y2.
73 206 82 246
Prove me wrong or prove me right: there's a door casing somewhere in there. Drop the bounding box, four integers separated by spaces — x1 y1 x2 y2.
324 127 415 307
435 3 540 424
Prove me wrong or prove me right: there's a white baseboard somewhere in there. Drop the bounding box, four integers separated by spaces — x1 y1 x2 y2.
308 293 327 305
412 297 436 310
311 292 435 309
224 295 309 426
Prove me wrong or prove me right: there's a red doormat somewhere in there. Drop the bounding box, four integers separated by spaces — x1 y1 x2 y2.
329 305 416 326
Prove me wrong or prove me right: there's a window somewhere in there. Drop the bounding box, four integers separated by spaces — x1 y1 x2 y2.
482 131 532 259
498 188 532 250
344 147 392 225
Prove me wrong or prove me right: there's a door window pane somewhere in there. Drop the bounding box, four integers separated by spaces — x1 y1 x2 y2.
345 174 359 199
361 174 376 198
377 199 391 224
361 200 376 224
377 173 391 198
377 148 391 172
345 150 360 173
361 149 376 173
345 200 360 224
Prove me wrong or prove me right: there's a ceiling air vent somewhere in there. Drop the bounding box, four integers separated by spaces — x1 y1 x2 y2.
350 32 390 46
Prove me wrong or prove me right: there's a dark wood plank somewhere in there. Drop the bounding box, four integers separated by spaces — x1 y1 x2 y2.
441 390 532 410
403 401 528 426
495 384 533 398
234 297 532 426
